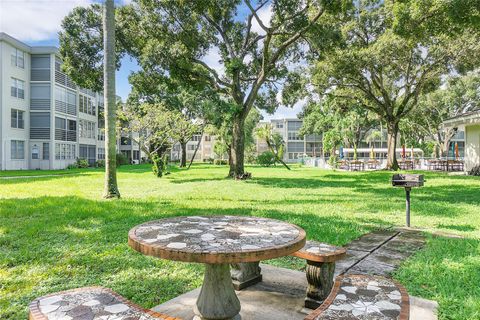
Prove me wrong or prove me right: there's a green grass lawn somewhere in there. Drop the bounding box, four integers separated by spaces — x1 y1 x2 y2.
1 164 479 319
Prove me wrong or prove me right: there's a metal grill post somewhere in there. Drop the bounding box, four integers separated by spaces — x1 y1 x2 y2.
405 187 411 227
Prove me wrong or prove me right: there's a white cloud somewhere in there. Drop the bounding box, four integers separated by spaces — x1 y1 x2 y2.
0 0 93 42
251 4 273 35
202 45 225 77
262 97 307 121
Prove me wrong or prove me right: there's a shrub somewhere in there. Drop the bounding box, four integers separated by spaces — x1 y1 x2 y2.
152 154 168 177
214 159 228 165
66 164 78 170
469 165 480 176
328 155 339 168
76 158 89 168
257 151 276 167
206 157 215 164
95 160 105 168
116 153 129 166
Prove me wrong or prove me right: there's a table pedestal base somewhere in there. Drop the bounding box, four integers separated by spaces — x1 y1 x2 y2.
194 263 241 320
230 262 262 290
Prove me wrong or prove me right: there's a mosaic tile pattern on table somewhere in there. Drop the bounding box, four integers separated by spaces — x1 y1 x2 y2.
29 287 178 320
129 215 306 263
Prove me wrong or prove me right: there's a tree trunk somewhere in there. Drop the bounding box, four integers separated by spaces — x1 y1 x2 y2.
102 0 120 199
180 140 187 167
227 146 234 177
188 131 204 169
231 115 246 178
386 122 399 170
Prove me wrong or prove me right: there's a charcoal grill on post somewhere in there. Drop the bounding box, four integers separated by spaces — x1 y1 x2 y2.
392 174 424 227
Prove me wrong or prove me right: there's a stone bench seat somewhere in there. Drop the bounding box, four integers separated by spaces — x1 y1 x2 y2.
290 240 346 309
29 286 180 320
305 274 410 320
290 240 347 263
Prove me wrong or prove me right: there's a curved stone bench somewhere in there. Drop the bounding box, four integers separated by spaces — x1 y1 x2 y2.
305 274 410 320
29 286 180 320
291 240 346 309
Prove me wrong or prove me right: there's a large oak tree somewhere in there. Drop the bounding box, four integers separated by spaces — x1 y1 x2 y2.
118 0 348 178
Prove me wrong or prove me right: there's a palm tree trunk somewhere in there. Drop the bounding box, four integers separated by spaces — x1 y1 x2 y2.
102 0 120 198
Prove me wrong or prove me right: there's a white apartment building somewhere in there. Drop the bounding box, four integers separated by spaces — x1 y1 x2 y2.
171 133 217 162
0 32 108 170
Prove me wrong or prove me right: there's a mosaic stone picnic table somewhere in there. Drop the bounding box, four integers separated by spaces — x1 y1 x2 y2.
128 215 306 320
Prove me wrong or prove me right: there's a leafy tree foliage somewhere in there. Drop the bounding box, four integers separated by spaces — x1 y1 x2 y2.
116 0 349 178
256 124 290 169
401 71 480 157
300 96 378 157
120 103 180 177
207 107 261 176
308 0 480 169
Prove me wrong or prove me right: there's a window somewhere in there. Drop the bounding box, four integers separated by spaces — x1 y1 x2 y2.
133 150 140 160
32 145 40 159
31 55 51 81
287 121 302 131
97 128 105 141
79 94 96 115
204 135 211 141
31 84 51 110
55 117 76 142
11 109 24 129
288 142 304 152
11 48 25 68
43 143 50 160
276 122 284 129
30 112 51 139
55 143 76 160
11 78 25 99
55 87 76 115
79 120 96 139
79 144 96 165
98 147 105 160
120 137 131 145
288 132 303 141
188 144 200 151
11 140 25 159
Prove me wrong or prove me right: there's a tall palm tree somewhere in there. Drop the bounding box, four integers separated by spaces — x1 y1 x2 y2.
103 0 120 198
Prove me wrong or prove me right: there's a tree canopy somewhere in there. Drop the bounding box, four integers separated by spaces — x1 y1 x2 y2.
307 0 480 169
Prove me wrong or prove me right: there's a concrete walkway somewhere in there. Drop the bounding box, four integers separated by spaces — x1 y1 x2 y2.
154 229 437 320
337 228 426 277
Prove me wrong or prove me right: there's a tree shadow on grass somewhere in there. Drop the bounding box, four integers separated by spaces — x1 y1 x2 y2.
0 173 86 185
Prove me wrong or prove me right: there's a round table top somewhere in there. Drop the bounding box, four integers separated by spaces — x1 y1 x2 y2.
128 215 306 264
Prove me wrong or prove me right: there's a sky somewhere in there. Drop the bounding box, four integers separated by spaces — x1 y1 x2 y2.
0 0 303 120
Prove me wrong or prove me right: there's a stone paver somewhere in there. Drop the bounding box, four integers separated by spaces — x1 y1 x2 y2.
342 229 426 276
346 230 399 253
335 249 369 276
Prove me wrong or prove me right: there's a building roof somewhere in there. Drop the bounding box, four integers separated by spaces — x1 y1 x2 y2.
0 32 57 54
443 111 480 128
